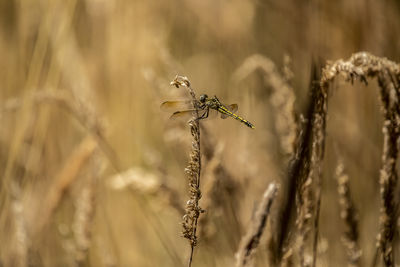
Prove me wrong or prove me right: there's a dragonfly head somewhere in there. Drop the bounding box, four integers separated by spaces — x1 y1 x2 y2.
199 94 208 103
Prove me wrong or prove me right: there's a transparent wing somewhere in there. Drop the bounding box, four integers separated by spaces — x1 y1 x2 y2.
169 108 218 121
160 100 195 111
169 109 198 120
229 104 239 112
220 104 239 119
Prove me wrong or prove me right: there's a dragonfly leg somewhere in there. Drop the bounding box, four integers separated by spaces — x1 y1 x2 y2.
197 107 209 120
203 108 209 119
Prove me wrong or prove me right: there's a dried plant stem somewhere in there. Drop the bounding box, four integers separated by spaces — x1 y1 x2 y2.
9 182 28 267
112 168 185 215
198 128 242 245
170 75 203 267
73 152 102 266
294 62 328 267
186 121 201 267
275 116 311 264
335 159 362 267
232 54 297 157
310 113 325 267
296 176 314 267
233 55 300 265
320 52 400 266
36 135 98 235
0 90 121 171
235 183 278 267
312 186 321 267
377 70 399 267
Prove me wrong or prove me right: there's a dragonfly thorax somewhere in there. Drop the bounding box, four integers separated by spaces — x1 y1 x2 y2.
199 94 208 103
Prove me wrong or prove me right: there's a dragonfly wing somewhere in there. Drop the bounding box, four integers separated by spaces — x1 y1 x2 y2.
220 104 239 119
169 110 196 120
229 104 238 112
169 108 218 121
169 109 210 120
160 100 195 111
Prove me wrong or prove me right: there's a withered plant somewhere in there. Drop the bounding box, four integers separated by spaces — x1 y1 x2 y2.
235 182 278 267
335 157 362 267
170 75 204 267
272 52 400 267
320 52 400 267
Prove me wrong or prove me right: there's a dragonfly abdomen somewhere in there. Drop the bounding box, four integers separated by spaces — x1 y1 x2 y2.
217 106 255 129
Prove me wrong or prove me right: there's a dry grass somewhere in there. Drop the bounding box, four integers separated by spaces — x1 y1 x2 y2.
1 1 400 267
232 54 297 158
335 157 362 267
36 135 98 235
320 52 400 267
170 75 203 267
235 182 278 267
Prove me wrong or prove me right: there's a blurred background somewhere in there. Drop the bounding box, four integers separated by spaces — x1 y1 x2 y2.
0 0 400 266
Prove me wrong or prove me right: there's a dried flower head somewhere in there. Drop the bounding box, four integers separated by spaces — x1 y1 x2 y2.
170 75 203 267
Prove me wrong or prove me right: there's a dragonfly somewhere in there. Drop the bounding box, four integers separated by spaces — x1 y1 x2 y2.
161 94 255 129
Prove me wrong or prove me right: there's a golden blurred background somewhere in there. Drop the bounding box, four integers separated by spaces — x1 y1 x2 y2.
0 0 400 266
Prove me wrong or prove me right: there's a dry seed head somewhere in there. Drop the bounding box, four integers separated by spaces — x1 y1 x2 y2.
320 52 400 266
109 167 184 215
169 76 202 267
335 160 362 267
109 167 161 193
171 75 191 88
235 183 279 267
181 118 202 247
233 54 297 156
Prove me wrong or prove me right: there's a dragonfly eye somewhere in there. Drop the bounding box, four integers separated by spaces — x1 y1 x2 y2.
199 94 208 103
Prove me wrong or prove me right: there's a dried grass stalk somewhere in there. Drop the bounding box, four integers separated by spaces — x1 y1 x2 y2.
170 75 203 267
233 54 300 265
73 183 96 265
72 151 103 265
377 70 399 267
289 61 327 267
36 136 98 235
309 112 326 267
274 115 311 264
233 54 297 156
320 52 400 266
235 183 279 267
109 167 184 215
335 159 362 267
198 129 242 244
0 90 120 171
296 176 314 267
7 182 28 267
